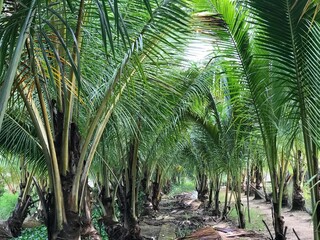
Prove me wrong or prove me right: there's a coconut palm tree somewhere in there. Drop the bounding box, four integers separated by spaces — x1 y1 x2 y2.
0 103 45 237
206 0 297 238
207 0 320 239
242 1 320 239
0 0 194 238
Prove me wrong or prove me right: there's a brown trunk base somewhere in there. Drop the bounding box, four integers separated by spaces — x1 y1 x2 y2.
152 182 161 211
272 202 286 240
236 200 245 229
7 195 32 237
275 233 286 240
291 191 305 211
54 211 80 240
81 219 102 240
105 224 123 240
197 191 208 202
141 201 154 216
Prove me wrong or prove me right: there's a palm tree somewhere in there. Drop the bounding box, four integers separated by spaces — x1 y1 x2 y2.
0 103 45 237
206 0 320 239
0 0 194 238
2 1 320 239
206 0 296 238
242 1 320 239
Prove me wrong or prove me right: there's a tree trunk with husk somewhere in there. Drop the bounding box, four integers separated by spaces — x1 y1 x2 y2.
0 196 33 239
99 139 119 227
311 144 320 239
99 186 118 226
117 183 142 240
222 171 230 220
111 140 141 240
235 177 245 228
235 198 245 228
273 202 286 240
208 180 214 208
254 165 263 200
270 168 286 240
281 173 291 208
48 107 81 239
6 191 33 237
249 165 255 196
48 108 100 239
4 157 33 238
80 185 101 239
140 169 153 216
152 167 162 211
196 173 208 202
124 139 141 240
162 179 171 195
212 176 221 216
213 190 221 216
291 150 305 211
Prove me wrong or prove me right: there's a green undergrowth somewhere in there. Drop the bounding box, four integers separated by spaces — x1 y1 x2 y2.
218 189 265 232
17 226 47 240
168 178 195 197
91 207 109 239
0 192 18 219
17 207 108 239
228 207 265 232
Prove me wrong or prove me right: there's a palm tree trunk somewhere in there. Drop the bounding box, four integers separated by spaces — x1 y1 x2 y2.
7 167 33 237
213 176 221 216
196 173 208 201
152 167 162 211
141 168 153 216
117 183 141 240
222 171 230 219
270 165 287 240
99 164 118 227
48 117 81 238
254 165 263 200
80 185 101 240
311 143 320 240
235 175 245 228
208 180 214 208
291 150 305 210
115 138 142 240
273 202 286 240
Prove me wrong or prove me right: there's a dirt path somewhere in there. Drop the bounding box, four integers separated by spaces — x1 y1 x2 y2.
139 192 313 239
247 196 313 240
140 192 268 239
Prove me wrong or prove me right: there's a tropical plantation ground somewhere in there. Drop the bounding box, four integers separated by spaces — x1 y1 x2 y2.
1 0 320 239
0 178 314 239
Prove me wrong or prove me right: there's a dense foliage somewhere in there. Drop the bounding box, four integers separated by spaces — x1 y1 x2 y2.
1 0 320 240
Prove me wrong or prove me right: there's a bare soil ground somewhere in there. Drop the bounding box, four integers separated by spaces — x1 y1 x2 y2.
248 196 313 240
140 192 264 239
140 192 313 240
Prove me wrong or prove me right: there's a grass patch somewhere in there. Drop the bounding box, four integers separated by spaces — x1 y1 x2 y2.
228 207 265 232
168 178 195 197
219 188 265 232
0 192 18 220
